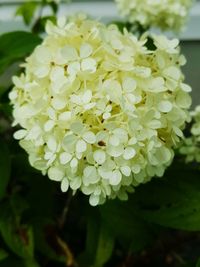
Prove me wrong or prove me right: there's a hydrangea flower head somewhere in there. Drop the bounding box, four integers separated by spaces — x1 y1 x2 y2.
179 106 200 163
115 0 194 32
10 15 191 205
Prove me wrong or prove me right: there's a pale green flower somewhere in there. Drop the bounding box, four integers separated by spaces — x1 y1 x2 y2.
10 15 191 206
115 0 194 32
179 106 200 163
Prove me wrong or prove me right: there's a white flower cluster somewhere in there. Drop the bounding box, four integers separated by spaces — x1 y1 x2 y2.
179 106 200 163
10 15 191 206
115 0 193 32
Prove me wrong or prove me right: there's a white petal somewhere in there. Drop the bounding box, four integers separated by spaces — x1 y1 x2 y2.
181 83 192 92
126 93 136 104
82 131 96 144
59 111 72 121
107 144 124 157
123 147 136 160
68 62 80 76
81 58 96 72
103 112 111 120
98 167 112 180
48 167 64 181
14 129 27 140
35 46 51 63
113 128 128 143
80 43 93 59
70 176 81 190
109 170 122 185
47 137 57 152
51 97 66 110
62 134 77 151
123 77 136 92
60 152 72 164
44 120 55 132
120 166 131 176
89 194 100 206
9 90 18 100
158 100 173 113
70 158 78 168
50 66 65 82
82 90 92 104
61 45 78 62
76 139 87 153
93 150 106 164
44 151 54 160
83 166 99 185
34 66 49 78
70 122 84 134
109 135 120 146
61 178 69 192
84 102 96 110
57 16 67 27
70 94 82 105
47 107 56 120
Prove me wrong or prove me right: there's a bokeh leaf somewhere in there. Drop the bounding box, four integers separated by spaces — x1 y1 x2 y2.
94 222 114 267
100 199 155 252
0 219 34 259
16 2 38 25
0 31 42 74
133 165 200 231
0 249 8 261
0 139 11 200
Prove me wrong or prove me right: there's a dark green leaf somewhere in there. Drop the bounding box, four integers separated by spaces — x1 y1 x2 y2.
0 31 42 74
94 222 114 267
80 211 114 267
0 249 8 261
0 257 25 267
48 2 58 14
16 2 38 25
0 218 34 259
197 258 200 267
100 200 155 252
133 166 200 231
0 139 11 200
32 217 65 263
9 194 29 217
32 16 56 34
0 62 20 97
24 259 40 267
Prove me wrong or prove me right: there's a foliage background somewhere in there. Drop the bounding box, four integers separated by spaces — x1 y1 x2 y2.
0 1 200 266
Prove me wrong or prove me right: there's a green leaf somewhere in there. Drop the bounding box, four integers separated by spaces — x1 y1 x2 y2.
24 259 40 267
0 31 42 74
0 139 11 200
0 249 8 261
133 165 200 231
32 16 56 34
16 2 38 25
196 258 200 267
32 217 65 263
9 194 29 217
0 219 34 259
0 62 20 97
94 223 114 267
0 257 25 267
100 200 155 252
79 208 114 267
48 2 58 14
